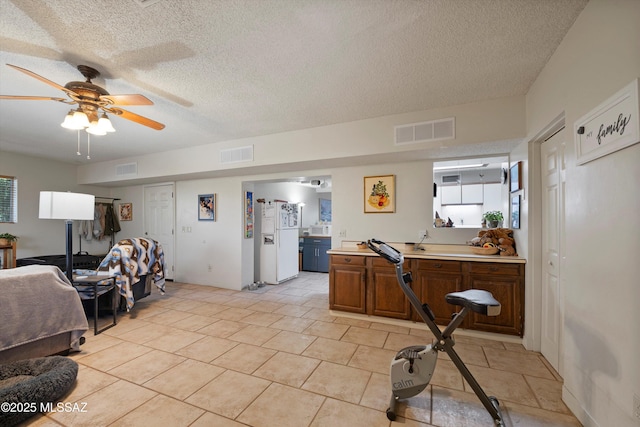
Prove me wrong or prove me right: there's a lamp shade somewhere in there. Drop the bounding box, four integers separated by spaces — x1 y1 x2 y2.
39 191 95 220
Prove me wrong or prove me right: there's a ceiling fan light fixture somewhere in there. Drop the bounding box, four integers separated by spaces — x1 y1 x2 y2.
86 121 107 135
61 109 89 130
70 110 90 129
97 113 115 133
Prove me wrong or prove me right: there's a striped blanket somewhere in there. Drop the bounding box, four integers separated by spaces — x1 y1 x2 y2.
98 238 166 310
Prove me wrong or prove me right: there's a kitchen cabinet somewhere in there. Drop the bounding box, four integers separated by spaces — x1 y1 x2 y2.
413 259 463 324
368 257 412 319
329 255 366 313
461 184 483 204
441 184 484 205
464 262 524 336
303 237 331 273
440 185 461 204
329 252 525 336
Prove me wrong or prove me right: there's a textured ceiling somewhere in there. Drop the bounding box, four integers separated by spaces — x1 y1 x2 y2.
0 0 587 165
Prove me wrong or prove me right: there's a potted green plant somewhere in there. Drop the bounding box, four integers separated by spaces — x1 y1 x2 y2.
0 233 18 246
482 211 503 228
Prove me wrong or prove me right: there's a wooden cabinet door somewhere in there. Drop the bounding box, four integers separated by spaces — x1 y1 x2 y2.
329 256 367 313
368 258 411 319
413 260 463 325
463 262 524 336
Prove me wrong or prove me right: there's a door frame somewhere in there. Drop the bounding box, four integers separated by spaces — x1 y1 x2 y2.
143 182 176 280
524 112 565 359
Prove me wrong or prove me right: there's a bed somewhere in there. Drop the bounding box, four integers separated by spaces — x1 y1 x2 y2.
0 265 88 364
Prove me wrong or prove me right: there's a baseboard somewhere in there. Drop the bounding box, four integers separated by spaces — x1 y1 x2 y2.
563 385 599 427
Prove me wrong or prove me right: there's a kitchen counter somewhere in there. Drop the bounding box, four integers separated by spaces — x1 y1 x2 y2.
328 241 526 264
329 240 526 336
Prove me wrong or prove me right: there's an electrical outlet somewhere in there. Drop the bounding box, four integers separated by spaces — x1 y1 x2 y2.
634 393 640 419
339 229 347 237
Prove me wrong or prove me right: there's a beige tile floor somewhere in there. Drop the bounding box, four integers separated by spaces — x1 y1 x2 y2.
23 272 582 426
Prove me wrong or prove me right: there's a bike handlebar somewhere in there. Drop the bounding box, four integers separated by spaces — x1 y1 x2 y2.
366 239 403 264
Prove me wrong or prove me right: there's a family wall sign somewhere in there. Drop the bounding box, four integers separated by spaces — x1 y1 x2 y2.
574 78 639 165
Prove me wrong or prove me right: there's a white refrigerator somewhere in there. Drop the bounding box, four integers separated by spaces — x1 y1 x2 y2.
260 201 299 284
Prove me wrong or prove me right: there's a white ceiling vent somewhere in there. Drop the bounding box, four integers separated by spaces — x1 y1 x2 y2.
394 117 455 145
115 162 138 176
220 145 253 164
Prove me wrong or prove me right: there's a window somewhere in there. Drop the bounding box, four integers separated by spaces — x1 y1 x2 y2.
0 175 18 223
433 156 508 228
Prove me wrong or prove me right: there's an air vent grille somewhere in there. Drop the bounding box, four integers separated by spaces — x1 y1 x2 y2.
394 117 455 145
116 162 138 176
442 174 460 184
220 145 253 164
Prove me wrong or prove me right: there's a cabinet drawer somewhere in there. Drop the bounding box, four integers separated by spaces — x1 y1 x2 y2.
466 262 522 276
370 257 410 269
415 259 461 273
330 255 367 266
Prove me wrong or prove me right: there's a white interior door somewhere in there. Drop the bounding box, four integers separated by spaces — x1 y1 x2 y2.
540 128 566 373
144 183 175 280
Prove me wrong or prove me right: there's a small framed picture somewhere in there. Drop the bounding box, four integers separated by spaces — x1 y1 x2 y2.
244 191 254 238
198 194 216 221
510 162 522 193
118 203 132 221
364 175 395 213
511 195 521 229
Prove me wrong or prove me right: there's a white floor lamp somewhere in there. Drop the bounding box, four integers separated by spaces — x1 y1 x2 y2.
39 191 95 282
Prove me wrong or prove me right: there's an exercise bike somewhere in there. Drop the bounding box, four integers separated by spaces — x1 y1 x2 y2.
366 239 505 426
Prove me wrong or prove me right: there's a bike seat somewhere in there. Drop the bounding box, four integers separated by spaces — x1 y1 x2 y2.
445 289 501 317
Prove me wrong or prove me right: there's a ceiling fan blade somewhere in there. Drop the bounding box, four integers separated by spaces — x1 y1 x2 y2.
100 94 154 106
6 64 76 95
109 107 165 130
0 95 70 102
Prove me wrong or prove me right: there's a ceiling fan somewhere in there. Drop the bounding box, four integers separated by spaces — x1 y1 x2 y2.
0 63 165 133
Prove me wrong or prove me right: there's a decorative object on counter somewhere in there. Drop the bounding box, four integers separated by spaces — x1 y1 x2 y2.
482 210 503 228
510 161 522 193
356 242 367 249
467 227 517 256
511 195 521 229
471 246 499 255
0 233 18 246
434 211 444 227
364 175 395 213
198 194 216 221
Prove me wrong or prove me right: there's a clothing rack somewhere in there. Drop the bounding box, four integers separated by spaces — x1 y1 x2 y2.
77 196 122 254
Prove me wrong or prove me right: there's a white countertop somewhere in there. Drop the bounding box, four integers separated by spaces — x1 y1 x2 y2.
327 241 526 264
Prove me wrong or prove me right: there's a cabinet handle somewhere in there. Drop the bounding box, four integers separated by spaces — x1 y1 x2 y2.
489 266 498 271
344 258 351 263
433 263 442 268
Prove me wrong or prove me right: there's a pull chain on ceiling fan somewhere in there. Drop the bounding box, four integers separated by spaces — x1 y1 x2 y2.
0 63 165 135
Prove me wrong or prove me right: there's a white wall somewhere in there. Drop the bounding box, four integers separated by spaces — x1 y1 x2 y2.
0 151 111 259
525 0 640 425
76 95 525 185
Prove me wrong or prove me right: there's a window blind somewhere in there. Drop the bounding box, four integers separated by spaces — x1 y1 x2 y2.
0 175 18 223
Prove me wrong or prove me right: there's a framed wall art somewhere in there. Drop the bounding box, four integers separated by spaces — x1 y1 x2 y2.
244 191 254 238
198 194 216 221
364 175 395 213
319 198 332 222
511 195 521 229
118 203 132 221
510 162 522 193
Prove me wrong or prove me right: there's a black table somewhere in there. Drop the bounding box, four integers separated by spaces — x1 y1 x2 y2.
72 275 117 335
